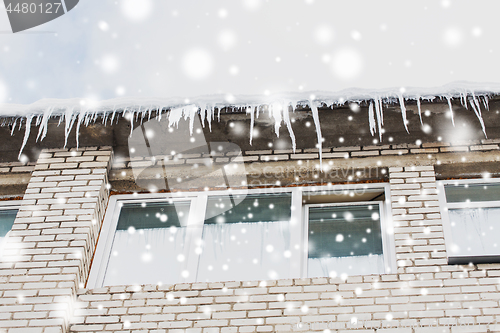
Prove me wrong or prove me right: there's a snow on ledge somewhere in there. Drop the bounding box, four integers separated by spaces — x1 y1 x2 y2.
1 81 500 161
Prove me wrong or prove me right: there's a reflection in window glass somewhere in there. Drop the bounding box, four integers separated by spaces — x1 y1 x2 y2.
0 209 18 256
444 183 500 203
103 201 191 286
307 204 384 278
448 208 500 257
197 193 292 282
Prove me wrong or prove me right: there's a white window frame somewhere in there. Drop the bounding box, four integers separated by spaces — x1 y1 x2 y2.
438 178 500 264
88 183 395 288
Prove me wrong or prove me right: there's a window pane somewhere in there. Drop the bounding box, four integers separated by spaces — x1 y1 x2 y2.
0 209 17 237
307 204 384 277
0 209 18 256
197 193 292 282
448 208 500 258
103 201 191 286
444 183 500 203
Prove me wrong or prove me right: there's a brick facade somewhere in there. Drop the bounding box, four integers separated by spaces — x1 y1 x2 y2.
0 147 112 333
1 144 500 333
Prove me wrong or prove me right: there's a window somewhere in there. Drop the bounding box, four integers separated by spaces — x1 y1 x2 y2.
438 178 500 264
0 202 20 257
88 184 395 288
305 202 385 278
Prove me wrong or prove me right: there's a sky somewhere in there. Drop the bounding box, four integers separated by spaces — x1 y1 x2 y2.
0 0 498 105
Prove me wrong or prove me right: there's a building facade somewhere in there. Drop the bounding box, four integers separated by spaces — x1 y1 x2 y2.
0 96 499 333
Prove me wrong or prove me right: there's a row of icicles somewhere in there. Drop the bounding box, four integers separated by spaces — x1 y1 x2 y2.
3 93 491 164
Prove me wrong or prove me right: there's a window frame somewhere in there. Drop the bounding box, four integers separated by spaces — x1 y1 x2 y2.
438 178 500 264
88 183 395 288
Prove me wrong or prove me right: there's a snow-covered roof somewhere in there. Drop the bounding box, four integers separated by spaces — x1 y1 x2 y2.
2 81 499 160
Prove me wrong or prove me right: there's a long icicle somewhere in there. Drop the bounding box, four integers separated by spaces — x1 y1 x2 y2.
378 98 384 126
368 101 376 136
10 118 17 136
270 103 282 138
282 102 296 153
374 98 383 140
469 96 487 137
483 95 490 110
246 106 255 145
310 100 323 168
199 104 206 128
417 97 423 125
398 95 409 133
36 107 53 142
19 115 33 159
446 97 455 127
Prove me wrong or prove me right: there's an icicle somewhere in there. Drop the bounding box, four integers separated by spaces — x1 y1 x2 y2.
84 112 91 127
75 114 84 149
18 115 33 159
483 95 490 110
199 103 207 128
309 100 323 167
472 92 482 116
377 98 384 126
468 96 487 137
217 107 221 122
10 119 17 136
282 102 296 152
397 95 409 133
416 97 423 125
129 111 134 138
373 98 383 140
207 105 214 132
36 107 53 142
64 109 77 148
460 93 466 108
269 103 282 137
188 105 197 136
368 101 376 137
446 97 455 127
246 106 255 145
168 106 185 128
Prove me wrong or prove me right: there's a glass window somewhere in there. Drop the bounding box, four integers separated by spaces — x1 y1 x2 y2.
90 185 393 287
197 193 292 282
306 203 385 278
0 209 18 256
439 180 500 264
103 200 192 286
444 183 500 203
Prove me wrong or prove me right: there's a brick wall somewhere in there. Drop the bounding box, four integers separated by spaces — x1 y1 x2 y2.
1 145 500 333
110 139 500 169
69 165 500 333
0 147 112 333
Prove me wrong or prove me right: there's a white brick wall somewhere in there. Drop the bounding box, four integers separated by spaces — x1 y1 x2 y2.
1 147 500 332
0 147 112 333
69 163 499 332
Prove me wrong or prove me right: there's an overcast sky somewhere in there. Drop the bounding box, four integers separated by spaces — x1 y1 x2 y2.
0 0 498 105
